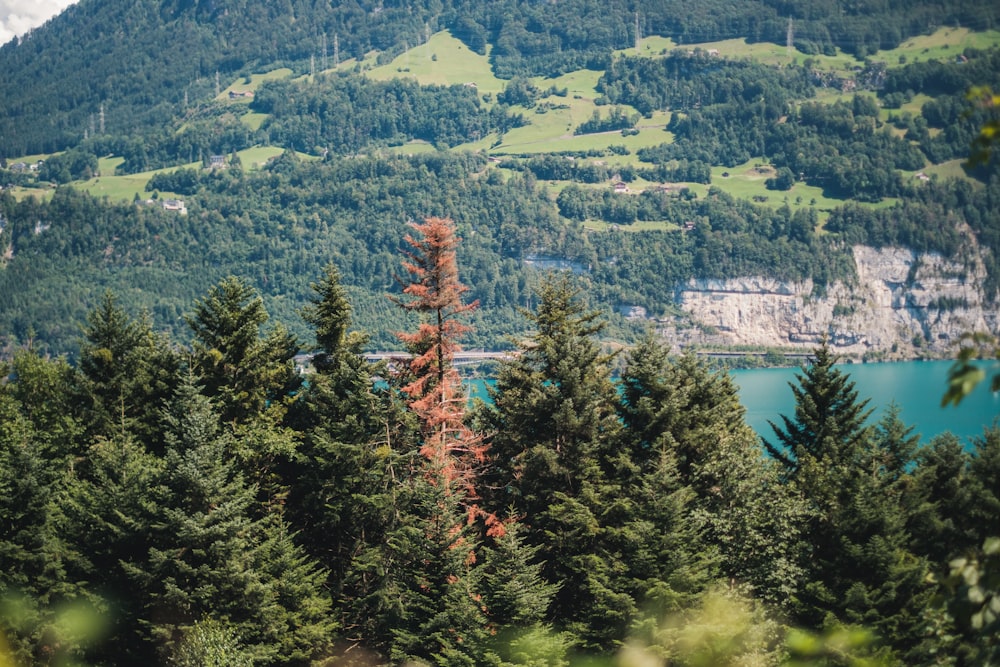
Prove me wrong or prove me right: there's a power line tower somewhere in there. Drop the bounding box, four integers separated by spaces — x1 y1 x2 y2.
215 70 221 97
311 54 316 79
334 33 340 67
787 18 794 57
635 12 641 52
322 32 328 70
99 104 105 134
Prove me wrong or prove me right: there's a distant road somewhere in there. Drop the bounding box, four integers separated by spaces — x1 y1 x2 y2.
365 350 517 364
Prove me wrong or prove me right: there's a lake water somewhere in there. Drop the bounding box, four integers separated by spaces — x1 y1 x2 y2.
469 360 999 446
731 360 1000 445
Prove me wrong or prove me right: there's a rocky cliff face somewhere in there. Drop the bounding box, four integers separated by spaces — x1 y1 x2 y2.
670 243 998 360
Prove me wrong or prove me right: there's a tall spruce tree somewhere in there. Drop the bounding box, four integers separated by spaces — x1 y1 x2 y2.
79 290 181 446
0 378 90 665
481 274 632 651
618 339 805 608
61 434 164 664
765 340 874 484
123 377 334 665
186 276 300 426
332 217 495 662
287 263 417 601
766 342 929 657
383 472 491 666
966 427 1000 548
909 433 977 566
187 277 301 511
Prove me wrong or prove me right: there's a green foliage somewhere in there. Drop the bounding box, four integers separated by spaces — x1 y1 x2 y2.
37 148 99 184
935 537 1000 665
167 618 254 667
80 291 181 444
574 107 639 135
766 342 933 659
765 341 874 478
942 331 1000 407
0 234 999 664
254 76 524 155
784 625 894 667
187 276 300 424
629 588 785 666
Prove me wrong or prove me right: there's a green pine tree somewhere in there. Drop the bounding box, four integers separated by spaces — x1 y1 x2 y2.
481 274 632 651
187 277 302 511
123 378 334 665
909 433 978 565
480 518 560 628
186 276 300 425
79 290 181 446
0 360 95 664
61 435 164 664
287 263 419 591
766 341 930 657
619 338 805 611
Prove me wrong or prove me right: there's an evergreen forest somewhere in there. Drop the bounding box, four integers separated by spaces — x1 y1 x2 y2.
2 1 1000 354
0 216 997 665
2 1 1000 662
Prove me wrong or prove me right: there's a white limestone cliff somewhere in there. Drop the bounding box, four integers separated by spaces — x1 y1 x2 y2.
668 243 998 360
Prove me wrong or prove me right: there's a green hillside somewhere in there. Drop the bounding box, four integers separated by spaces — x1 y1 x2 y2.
1 0 1000 356
3 5 1000 664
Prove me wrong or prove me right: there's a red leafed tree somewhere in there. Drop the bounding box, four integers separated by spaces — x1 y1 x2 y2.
393 217 494 526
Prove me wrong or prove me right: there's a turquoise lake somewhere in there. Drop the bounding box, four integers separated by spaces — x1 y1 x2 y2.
469 360 999 446
732 360 999 444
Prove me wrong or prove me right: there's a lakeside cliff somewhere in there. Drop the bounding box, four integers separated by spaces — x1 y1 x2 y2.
668 239 997 361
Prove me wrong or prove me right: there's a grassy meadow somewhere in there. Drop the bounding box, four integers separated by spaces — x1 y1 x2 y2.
10 26 1000 219
66 147 291 202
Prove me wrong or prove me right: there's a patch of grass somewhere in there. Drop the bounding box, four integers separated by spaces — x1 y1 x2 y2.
912 159 978 184
8 186 54 202
584 219 680 232
241 112 269 131
238 146 286 169
366 31 506 96
78 172 159 201
385 141 440 155
71 147 290 202
488 79 672 156
876 28 1000 65
98 156 125 174
705 160 856 220
679 38 860 71
218 68 294 101
8 152 53 165
614 36 678 58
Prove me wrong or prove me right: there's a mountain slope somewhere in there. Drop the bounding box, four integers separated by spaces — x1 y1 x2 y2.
2 0 999 157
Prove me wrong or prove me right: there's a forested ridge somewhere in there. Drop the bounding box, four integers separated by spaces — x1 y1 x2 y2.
1 0 1000 355
1 217 997 665
1 0 998 157
2 8 1000 355
2 146 999 355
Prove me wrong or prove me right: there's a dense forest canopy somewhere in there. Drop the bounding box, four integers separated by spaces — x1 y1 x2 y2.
0 0 999 356
4 147 998 355
0 231 997 664
1 0 999 156
2 2 1000 663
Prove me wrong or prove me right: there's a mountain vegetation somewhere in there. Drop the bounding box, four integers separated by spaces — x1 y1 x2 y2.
0 0 999 355
2 0 997 158
2 3 1000 660
1 220 997 663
